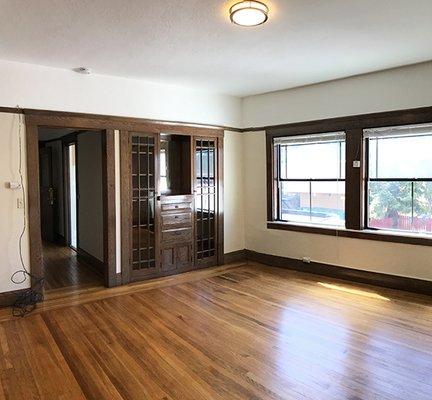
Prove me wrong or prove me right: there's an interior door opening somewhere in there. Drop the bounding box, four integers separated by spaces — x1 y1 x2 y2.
38 127 105 292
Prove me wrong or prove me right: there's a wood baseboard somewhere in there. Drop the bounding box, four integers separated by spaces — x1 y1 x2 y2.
245 250 432 296
0 289 27 308
224 250 247 264
77 247 105 276
54 233 67 246
108 273 123 288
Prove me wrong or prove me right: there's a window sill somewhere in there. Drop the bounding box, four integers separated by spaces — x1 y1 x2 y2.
267 221 432 246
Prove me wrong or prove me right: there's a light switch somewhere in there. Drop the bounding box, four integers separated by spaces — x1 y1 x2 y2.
8 182 21 189
353 160 361 168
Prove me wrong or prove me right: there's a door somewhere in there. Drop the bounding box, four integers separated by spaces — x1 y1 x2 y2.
39 146 55 242
123 132 160 281
194 138 218 267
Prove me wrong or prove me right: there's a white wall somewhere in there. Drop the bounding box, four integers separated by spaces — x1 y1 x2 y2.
241 62 432 282
0 112 30 292
2 60 432 293
243 61 432 128
0 59 242 128
243 131 432 282
223 131 245 253
77 132 104 261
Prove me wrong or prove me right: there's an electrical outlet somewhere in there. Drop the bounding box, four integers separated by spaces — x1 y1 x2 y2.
17 198 24 209
302 257 311 264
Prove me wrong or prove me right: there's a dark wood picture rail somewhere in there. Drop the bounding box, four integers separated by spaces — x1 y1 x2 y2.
266 105 432 246
2 104 431 133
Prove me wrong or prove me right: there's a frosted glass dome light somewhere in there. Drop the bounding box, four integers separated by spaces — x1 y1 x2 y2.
230 1 269 27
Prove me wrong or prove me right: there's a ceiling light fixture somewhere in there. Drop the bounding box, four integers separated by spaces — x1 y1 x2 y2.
230 1 269 27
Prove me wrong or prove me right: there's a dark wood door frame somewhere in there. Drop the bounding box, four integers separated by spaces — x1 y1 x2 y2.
25 115 118 289
25 110 225 291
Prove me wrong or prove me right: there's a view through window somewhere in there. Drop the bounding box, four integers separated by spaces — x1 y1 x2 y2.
274 132 346 227
365 123 432 235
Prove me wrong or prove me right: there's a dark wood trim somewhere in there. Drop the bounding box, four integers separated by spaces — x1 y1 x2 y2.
76 247 104 275
24 110 225 137
345 128 363 230
26 123 44 285
255 105 432 134
3 104 432 134
120 130 132 285
75 137 80 250
0 289 27 308
224 249 247 264
217 136 225 265
266 133 275 221
245 250 432 296
267 222 432 246
266 105 432 246
0 106 24 114
0 105 239 132
26 117 117 292
102 129 118 287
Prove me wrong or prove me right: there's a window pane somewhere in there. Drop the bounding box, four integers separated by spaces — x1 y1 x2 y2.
311 181 345 226
413 181 432 234
280 181 310 223
368 181 412 231
369 135 432 179
280 141 345 179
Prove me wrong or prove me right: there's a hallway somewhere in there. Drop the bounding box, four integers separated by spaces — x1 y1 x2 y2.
42 242 102 291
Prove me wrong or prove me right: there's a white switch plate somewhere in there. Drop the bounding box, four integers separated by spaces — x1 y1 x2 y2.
7 182 21 189
17 198 24 209
353 160 361 168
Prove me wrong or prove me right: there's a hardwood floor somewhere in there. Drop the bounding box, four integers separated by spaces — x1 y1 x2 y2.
42 242 102 291
1 262 432 399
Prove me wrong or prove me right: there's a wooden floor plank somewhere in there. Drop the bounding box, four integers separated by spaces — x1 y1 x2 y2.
42 242 102 291
0 262 431 399
0 315 85 400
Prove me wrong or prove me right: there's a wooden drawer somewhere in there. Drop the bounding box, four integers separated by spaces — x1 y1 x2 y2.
161 202 192 212
162 228 192 244
162 212 192 229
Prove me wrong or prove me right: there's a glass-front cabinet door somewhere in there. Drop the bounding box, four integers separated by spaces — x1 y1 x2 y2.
194 138 218 266
127 132 160 281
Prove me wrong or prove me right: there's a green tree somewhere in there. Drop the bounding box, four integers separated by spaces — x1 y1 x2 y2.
370 181 432 228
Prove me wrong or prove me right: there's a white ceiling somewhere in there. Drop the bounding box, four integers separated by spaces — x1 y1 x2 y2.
1 0 431 97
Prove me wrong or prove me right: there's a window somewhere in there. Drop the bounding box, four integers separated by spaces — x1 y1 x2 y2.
365 123 432 235
274 132 346 227
267 107 432 246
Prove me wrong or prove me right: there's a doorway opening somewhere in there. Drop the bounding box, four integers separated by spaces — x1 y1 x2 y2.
38 127 105 292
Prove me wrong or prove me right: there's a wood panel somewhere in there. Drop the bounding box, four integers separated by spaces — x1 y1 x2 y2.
26 123 44 285
102 129 118 287
1 263 432 399
24 111 225 137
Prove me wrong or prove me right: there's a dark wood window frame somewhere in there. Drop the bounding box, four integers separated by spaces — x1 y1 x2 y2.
266 106 432 246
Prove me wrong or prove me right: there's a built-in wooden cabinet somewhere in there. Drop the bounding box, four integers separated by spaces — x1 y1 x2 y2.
121 128 223 283
160 195 194 273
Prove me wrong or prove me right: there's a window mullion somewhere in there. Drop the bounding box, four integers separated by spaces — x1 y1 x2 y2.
345 129 363 230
